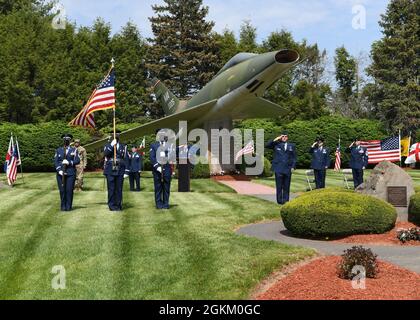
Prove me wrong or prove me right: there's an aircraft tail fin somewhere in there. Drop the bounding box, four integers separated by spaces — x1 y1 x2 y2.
151 78 180 115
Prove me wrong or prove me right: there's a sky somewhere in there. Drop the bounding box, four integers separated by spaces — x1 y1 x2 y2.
59 0 390 59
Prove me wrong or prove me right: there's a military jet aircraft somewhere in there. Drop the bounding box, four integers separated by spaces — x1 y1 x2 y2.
85 49 300 151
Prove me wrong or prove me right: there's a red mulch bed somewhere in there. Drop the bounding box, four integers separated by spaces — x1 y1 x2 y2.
256 256 420 300
333 222 420 246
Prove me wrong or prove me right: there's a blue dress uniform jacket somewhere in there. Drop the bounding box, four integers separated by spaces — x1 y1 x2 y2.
346 146 369 189
103 142 129 211
54 146 80 211
129 152 142 173
309 147 330 189
150 141 174 209
103 143 130 176
347 146 369 169
309 147 331 170
266 140 297 205
266 141 297 174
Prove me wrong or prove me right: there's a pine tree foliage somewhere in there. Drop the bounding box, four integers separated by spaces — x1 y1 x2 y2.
367 0 419 134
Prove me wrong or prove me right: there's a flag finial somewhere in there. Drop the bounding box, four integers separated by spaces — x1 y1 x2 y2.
111 57 115 68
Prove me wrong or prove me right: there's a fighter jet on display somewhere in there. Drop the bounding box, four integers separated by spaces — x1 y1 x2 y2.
85 49 300 151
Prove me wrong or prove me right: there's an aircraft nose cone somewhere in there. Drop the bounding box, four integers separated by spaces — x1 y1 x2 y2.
275 49 300 64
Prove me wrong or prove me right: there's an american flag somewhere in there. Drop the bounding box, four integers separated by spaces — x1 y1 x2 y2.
4 135 18 186
69 68 116 128
360 136 400 164
235 140 255 161
334 146 341 171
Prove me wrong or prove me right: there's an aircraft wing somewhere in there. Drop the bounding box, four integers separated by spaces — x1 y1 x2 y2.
84 99 218 151
230 97 288 119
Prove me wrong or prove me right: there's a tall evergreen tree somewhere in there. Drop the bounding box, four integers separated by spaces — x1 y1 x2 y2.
110 22 150 124
147 0 219 106
334 46 357 101
214 28 239 67
366 0 419 134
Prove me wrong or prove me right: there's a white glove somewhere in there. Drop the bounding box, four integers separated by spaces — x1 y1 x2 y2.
62 160 69 165
362 167 366 170
58 171 64 176
157 167 163 174
111 139 117 147
124 174 129 179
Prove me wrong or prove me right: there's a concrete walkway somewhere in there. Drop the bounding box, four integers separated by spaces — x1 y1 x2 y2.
220 179 420 273
217 180 277 195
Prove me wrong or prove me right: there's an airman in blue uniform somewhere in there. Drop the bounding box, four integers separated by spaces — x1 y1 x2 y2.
309 137 331 189
346 138 369 189
128 146 142 192
266 131 297 205
54 134 80 211
103 131 129 211
150 129 175 210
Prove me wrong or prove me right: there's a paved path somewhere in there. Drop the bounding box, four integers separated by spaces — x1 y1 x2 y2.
238 220 420 273
218 180 277 195
220 179 420 273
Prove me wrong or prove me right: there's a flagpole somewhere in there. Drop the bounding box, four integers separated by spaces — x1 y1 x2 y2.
15 136 24 184
10 133 14 186
4 133 12 185
399 130 402 167
111 58 117 165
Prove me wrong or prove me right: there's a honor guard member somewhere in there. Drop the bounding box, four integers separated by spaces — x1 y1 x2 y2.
74 139 87 191
150 129 175 210
128 146 142 192
346 138 369 189
103 131 129 211
266 131 297 205
54 134 80 211
309 137 331 189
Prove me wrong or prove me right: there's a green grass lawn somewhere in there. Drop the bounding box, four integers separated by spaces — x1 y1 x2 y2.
252 169 420 193
0 172 314 300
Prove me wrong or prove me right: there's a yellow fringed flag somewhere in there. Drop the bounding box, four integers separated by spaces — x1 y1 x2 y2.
401 136 411 157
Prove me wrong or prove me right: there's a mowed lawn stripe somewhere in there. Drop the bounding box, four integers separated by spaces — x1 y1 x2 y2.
0 173 314 299
0 191 58 299
0 189 43 225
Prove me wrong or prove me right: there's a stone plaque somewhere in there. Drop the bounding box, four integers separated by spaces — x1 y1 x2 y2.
387 186 408 207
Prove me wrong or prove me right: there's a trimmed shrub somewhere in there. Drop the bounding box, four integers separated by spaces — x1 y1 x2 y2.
191 160 210 179
397 228 420 243
337 246 379 280
281 191 397 238
298 187 354 197
414 186 420 194
260 156 273 178
409 193 420 225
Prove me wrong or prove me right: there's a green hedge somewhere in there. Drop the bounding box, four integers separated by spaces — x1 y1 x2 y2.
409 193 420 225
281 190 397 238
238 116 387 169
1 116 388 172
0 122 92 172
